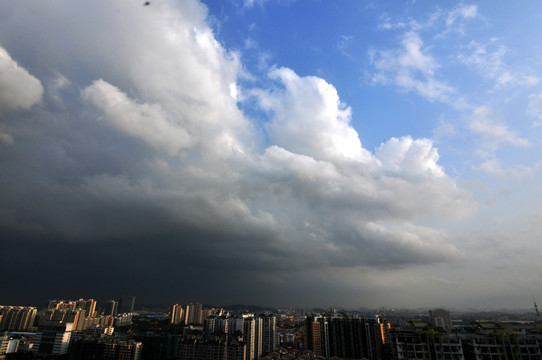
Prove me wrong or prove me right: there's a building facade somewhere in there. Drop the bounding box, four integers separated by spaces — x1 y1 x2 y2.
33 320 74 356
0 305 37 331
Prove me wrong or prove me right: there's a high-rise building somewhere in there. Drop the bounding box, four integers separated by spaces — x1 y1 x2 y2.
242 317 256 360
70 339 142 360
305 315 329 357
42 308 82 324
233 313 276 357
392 330 464 360
305 314 388 360
171 304 185 325
204 315 219 336
46 299 89 314
33 320 74 356
132 333 179 360
176 336 245 360
200 308 216 324
328 315 367 359
429 308 452 331
0 334 20 356
76 299 97 317
225 317 243 335
105 300 119 317
259 313 276 355
118 296 136 314
199 312 276 360
184 303 203 325
389 319 542 360
364 317 389 360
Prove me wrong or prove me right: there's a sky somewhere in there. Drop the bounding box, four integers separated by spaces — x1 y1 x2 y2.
1 0 542 310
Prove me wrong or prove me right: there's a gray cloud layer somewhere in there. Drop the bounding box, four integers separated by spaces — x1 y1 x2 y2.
0 0 474 307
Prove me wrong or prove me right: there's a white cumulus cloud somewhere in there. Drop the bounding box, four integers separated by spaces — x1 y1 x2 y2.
256 67 373 163
376 136 444 178
0 46 43 111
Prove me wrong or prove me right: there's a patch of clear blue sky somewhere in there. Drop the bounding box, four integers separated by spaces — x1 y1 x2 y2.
202 1 444 148
201 0 542 175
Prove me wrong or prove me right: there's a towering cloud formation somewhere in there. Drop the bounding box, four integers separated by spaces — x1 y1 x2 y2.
0 0 474 305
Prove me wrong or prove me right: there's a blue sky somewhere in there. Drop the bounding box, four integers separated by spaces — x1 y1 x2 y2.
204 0 542 172
1 0 542 309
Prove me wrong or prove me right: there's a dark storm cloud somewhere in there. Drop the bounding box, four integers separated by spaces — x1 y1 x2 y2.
0 0 474 306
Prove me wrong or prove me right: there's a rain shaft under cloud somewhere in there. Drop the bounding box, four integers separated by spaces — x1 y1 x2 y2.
0 0 474 307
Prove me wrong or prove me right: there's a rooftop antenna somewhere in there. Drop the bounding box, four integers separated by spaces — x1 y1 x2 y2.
534 297 540 321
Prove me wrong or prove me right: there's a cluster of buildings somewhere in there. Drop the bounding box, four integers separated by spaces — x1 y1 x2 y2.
304 313 389 360
170 303 221 327
4 300 542 360
389 309 542 360
170 302 278 360
178 312 277 360
300 308 542 360
0 306 38 333
0 297 138 359
0 300 280 360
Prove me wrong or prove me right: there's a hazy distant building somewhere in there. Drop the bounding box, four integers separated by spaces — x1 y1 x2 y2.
119 296 136 314
106 300 119 317
429 308 452 331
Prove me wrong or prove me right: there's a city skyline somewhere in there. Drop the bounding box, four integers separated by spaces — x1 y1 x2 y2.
2 0 542 309
4 297 542 359
4 296 541 315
